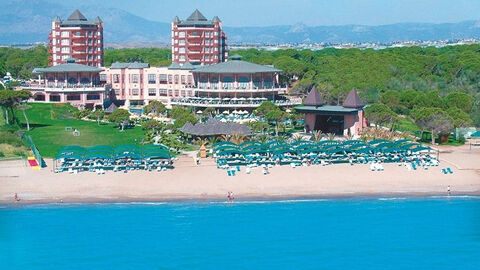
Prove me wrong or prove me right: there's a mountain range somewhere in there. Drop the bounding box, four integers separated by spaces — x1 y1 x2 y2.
2 0 480 45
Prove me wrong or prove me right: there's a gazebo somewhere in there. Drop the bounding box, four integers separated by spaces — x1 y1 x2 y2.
295 87 367 136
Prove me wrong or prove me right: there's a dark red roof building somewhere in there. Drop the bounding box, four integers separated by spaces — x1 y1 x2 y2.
48 9 104 67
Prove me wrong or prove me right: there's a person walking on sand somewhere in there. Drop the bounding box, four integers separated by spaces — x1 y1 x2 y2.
447 185 451 196
14 193 20 202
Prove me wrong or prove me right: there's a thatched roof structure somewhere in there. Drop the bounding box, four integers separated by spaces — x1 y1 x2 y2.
180 118 252 136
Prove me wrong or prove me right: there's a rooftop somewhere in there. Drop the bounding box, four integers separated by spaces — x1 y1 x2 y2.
56 9 101 26
192 56 281 74
174 9 219 27
33 61 102 73
110 62 150 69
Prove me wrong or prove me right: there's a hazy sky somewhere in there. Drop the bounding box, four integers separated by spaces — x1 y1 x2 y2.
48 0 480 27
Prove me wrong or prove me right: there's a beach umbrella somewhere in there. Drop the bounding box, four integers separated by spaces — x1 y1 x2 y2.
223 110 229 114
223 97 230 101
196 110 203 114
471 131 480 138
231 97 238 101
285 109 291 113
238 97 246 101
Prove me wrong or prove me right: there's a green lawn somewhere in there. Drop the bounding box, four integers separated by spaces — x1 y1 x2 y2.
394 117 420 134
16 103 145 158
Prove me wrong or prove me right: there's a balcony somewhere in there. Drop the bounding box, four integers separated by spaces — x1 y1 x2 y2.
22 83 107 93
72 35 86 38
170 97 302 108
73 51 86 55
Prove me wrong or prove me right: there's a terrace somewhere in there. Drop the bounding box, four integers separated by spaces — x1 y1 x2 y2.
170 96 302 108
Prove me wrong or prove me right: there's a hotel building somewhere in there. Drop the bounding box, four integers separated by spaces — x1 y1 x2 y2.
26 59 107 109
102 56 300 111
48 9 104 67
171 9 228 65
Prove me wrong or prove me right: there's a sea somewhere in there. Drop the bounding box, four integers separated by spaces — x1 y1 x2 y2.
1 196 480 269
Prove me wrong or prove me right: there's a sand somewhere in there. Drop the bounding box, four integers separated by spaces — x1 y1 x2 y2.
1 144 479 204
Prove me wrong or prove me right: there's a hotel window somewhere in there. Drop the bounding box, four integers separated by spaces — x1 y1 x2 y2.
132 74 139 83
52 39 56 45
88 31 92 36
88 55 93 60
179 39 185 45
61 31 69 37
97 47 102 52
148 74 156 84
113 74 120 83
88 39 92 44
179 31 185 37
174 47 178 52
179 47 185 53
205 56 210 60
159 89 167 96
238 76 249 89
97 31 102 36
61 47 70 53
62 55 69 60
87 94 100 100
159 74 167 83
97 55 101 59
174 90 179 96
88 46 93 52
214 40 218 44
181 75 186 84
174 75 179 84
179 55 185 61
215 31 219 36
187 75 193 84
148 88 156 96
55 31 60 36
99 74 106 81
75 31 81 36
61 39 69 45
97 40 101 44
181 90 186 96
168 75 173 83
66 95 81 101
132 89 139 95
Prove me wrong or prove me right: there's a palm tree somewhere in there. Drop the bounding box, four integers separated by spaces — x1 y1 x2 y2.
326 133 336 141
230 133 246 144
312 130 323 142
16 103 31 131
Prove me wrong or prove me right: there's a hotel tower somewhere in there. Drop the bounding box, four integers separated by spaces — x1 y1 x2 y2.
171 9 228 65
48 9 104 67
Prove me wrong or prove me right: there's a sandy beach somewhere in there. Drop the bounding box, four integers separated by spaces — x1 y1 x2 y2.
1 144 479 204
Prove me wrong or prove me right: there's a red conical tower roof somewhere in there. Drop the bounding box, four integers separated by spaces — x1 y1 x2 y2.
304 86 323 107
343 88 364 108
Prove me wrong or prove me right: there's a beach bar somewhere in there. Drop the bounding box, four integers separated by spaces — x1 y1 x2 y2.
295 87 367 136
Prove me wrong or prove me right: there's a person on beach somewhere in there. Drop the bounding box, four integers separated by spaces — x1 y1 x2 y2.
14 193 20 202
447 185 451 196
227 191 234 202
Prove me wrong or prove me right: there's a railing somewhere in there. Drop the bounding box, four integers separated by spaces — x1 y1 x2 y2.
22 83 107 92
170 97 302 108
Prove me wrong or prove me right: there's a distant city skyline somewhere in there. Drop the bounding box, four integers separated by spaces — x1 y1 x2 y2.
44 0 480 27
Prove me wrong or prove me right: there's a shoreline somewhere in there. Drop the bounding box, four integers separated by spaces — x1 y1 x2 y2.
3 191 480 207
1 144 479 207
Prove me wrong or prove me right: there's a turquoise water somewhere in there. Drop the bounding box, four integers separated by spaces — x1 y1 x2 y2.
1 197 480 269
